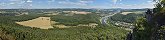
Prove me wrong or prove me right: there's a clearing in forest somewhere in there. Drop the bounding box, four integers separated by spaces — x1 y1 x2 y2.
121 12 133 15
16 17 53 29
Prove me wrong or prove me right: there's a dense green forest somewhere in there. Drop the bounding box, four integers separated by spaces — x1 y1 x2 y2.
51 14 100 26
0 13 128 40
111 13 143 23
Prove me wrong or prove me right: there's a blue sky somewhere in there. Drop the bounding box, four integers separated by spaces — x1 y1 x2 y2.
0 0 155 9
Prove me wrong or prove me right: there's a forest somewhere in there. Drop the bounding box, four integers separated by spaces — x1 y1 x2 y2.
111 13 143 23
0 12 128 40
51 14 100 26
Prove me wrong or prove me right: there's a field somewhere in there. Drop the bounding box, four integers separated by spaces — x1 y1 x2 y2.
16 17 53 29
121 12 133 15
121 11 144 15
63 11 91 15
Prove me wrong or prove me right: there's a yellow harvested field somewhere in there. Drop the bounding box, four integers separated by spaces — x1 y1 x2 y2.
63 11 91 15
75 12 90 15
16 17 53 29
55 25 69 28
121 12 133 15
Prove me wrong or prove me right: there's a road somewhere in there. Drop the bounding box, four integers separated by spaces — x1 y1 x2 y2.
100 13 118 25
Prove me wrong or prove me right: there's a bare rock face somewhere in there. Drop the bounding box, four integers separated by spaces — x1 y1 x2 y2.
145 9 153 23
145 9 165 40
16 17 53 29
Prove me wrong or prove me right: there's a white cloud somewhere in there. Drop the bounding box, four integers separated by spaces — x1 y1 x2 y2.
110 0 155 9
20 1 26 4
147 0 156 4
0 3 6 6
58 0 93 6
112 0 122 4
0 2 16 7
48 0 55 2
112 0 117 4
58 1 87 6
9 0 22 1
27 0 32 3
147 1 152 3
29 4 32 6
119 0 122 1
9 2 15 5
113 3 154 9
80 0 93 4
8 0 26 4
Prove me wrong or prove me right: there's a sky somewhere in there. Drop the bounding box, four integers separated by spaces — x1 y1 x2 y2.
0 0 155 9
